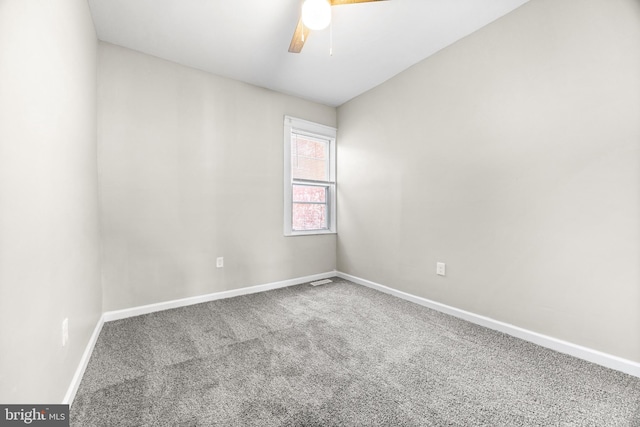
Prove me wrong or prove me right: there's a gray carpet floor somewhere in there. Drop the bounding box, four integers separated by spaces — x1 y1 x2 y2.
70 278 640 426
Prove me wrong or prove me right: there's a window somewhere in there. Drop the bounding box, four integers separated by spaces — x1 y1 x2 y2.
284 116 336 236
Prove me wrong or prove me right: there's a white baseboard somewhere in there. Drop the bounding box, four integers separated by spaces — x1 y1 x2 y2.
103 271 338 322
337 271 640 378
63 313 105 405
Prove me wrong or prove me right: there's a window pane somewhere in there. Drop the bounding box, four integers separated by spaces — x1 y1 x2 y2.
291 134 328 181
292 203 327 231
293 185 326 203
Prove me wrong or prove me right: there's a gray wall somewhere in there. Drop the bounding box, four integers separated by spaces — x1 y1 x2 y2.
0 0 101 402
98 43 336 311
337 0 640 362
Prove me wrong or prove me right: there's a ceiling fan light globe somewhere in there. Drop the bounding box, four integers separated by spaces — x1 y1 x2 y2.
302 0 331 31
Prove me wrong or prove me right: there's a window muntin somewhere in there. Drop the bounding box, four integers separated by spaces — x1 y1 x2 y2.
284 116 336 236
292 184 328 231
291 134 329 182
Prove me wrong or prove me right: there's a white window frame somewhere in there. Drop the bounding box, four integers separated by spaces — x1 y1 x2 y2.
284 116 337 236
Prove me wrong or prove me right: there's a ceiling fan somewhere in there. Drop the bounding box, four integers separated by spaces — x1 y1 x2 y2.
288 0 386 53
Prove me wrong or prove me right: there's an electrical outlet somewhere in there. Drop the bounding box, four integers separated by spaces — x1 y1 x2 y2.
62 318 69 347
216 257 224 268
436 262 446 276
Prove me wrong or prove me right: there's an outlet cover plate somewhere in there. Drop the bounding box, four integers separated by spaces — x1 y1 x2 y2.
62 318 69 347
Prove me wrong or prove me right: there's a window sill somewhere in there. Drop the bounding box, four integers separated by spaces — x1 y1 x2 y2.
285 229 337 237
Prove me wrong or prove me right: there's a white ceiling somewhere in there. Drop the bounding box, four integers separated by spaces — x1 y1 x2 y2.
88 0 529 107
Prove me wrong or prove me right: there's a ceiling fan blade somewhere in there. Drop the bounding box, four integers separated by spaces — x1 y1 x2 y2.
288 18 310 53
330 0 386 5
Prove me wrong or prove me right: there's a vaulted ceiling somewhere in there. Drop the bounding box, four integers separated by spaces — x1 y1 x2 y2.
88 0 529 106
